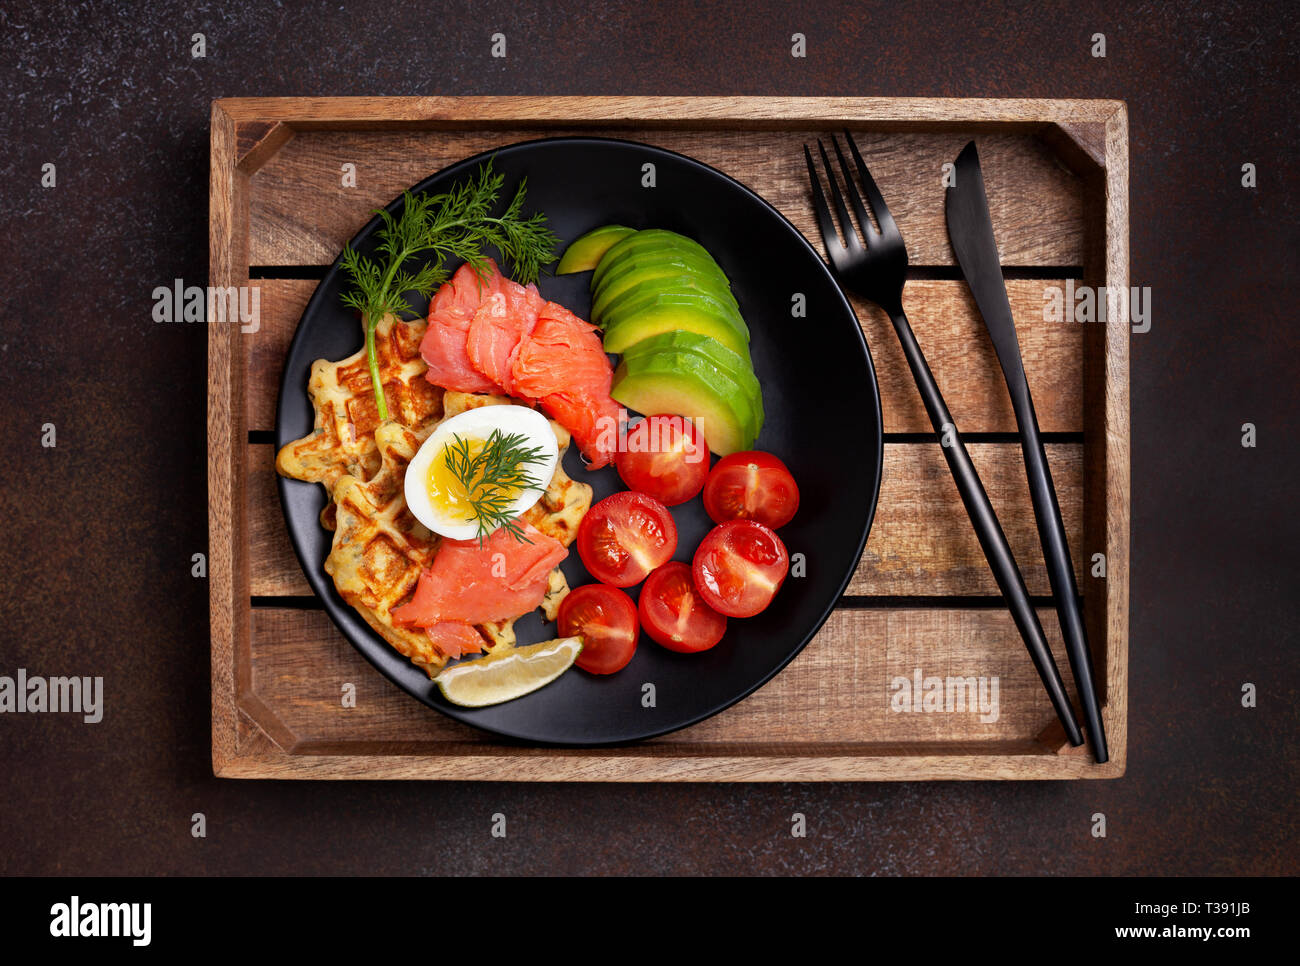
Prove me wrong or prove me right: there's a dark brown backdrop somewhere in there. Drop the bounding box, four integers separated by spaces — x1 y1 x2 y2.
0 0 1295 875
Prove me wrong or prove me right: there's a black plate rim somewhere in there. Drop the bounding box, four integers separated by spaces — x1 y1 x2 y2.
274 134 884 746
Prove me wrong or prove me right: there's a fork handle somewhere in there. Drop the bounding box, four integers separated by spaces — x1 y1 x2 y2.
889 309 1084 746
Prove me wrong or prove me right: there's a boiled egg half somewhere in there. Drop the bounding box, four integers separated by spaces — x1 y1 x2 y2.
405 404 558 541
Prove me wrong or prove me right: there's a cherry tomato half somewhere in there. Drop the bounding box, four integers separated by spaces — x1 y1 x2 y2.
558 583 639 674
639 561 728 653
692 520 790 618
615 415 711 506
576 490 678 588
701 451 800 530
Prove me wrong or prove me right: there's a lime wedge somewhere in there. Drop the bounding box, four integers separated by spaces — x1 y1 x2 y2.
435 637 583 707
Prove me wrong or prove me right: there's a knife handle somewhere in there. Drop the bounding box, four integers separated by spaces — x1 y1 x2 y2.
889 309 1084 746
1011 391 1110 762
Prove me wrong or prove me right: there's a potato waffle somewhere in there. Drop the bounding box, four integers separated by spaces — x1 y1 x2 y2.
325 420 446 673
276 316 592 676
275 313 443 528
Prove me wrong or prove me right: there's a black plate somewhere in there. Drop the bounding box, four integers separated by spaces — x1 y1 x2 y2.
276 136 883 745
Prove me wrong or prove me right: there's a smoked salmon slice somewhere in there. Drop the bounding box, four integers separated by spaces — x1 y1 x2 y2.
536 391 624 469
424 621 488 659
420 261 504 394
422 260 625 468
511 305 610 397
513 304 625 468
464 282 545 396
392 520 568 628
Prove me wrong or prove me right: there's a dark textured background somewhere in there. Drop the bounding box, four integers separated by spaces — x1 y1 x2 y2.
0 0 1296 875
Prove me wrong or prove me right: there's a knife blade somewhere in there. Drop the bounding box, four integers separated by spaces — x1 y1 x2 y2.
946 140 1110 763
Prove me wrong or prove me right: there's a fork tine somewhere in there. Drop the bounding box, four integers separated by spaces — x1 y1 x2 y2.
816 138 863 252
843 129 899 238
831 135 875 241
803 143 845 261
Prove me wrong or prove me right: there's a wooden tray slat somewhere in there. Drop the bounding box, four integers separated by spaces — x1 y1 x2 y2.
247 278 1083 435
246 278 309 430
246 606 1083 752
249 129 1084 268
852 442 1083 595
249 441 1084 599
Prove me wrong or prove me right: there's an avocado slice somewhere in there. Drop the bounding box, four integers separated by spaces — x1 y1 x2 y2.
603 287 748 337
594 272 740 325
556 225 635 274
593 239 728 293
601 292 751 358
592 253 732 319
612 351 759 456
622 330 764 438
591 230 715 288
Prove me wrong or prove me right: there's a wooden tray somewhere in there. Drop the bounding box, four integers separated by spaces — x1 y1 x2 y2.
208 96 1129 780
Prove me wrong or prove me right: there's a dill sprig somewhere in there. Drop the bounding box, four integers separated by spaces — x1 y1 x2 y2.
443 430 550 545
338 161 559 420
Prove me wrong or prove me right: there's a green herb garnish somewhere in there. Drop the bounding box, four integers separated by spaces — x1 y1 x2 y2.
443 430 550 545
339 161 559 421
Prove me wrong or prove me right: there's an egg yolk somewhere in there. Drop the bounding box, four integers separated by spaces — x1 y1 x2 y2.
426 436 524 523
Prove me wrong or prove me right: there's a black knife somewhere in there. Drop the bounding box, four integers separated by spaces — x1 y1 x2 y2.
945 141 1109 762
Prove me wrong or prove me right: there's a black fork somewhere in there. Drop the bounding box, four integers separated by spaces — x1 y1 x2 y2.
805 132 1084 747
